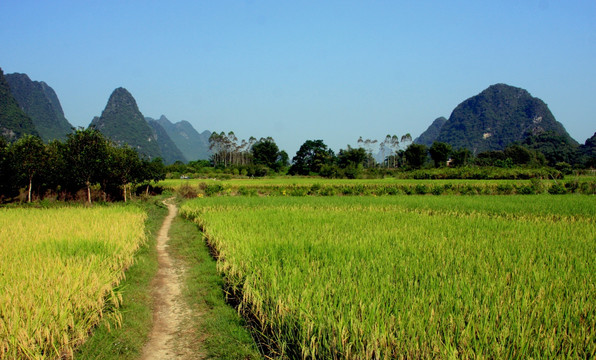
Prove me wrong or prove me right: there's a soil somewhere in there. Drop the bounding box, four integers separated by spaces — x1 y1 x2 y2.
141 200 203 360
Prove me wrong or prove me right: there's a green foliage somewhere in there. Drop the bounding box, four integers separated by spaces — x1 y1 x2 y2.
522 131 579 166
404 143 428 169
288 139 335 175
429 141 452 167
450 148 472 167
11 135 46 202
0 128 166 203
251 137 287 172
577 132 596 168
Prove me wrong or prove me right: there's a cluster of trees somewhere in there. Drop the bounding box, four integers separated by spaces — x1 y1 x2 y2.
0 128 165 203
285 132 595 178
286 139 432 178
208 132 289 175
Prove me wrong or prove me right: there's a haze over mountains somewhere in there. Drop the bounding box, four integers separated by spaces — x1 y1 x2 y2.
145 115 211 162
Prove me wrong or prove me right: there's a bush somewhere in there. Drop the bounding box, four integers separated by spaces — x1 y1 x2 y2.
204 184 224 196
414 184 428 195
178 184 198 199
548 183 567 195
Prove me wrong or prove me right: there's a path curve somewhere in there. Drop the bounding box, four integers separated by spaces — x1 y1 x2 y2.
141 199 197 360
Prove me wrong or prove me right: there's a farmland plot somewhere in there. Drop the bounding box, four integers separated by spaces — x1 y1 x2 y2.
0 206 146 359
181 196 596 359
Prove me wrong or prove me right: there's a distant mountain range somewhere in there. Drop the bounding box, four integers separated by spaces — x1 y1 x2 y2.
145 115 211 162
5 72 73 142
146 118 187 164
415 84 577 154
90 88 211 164
1 68 593 166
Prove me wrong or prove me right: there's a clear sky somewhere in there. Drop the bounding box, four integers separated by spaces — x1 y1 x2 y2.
1 0 595 156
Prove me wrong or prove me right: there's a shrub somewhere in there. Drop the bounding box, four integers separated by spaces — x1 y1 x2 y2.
204 184 224 196
548 183 567 195
178 183 198 198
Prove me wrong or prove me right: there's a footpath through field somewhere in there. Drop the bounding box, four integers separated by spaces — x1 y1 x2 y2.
141 199 201 360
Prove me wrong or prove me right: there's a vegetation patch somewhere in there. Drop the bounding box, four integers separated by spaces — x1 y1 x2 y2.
181 196 595 358
0 205 147 359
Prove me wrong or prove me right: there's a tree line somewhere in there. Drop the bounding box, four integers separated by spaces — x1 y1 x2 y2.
0 128 165 203
192 131 594 179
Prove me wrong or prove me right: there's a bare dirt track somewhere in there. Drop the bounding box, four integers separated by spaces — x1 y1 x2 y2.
141 200 203 360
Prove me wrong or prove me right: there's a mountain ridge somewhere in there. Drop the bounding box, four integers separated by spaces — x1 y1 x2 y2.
5 72 73 141
146 118 187 164
90 87 161 159
0 68 39 141
147 115 211 161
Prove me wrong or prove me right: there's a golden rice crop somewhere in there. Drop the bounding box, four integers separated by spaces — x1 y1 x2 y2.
181 195 596 359
0 206 146 359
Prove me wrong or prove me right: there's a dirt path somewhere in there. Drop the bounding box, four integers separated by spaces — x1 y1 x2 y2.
141 200 200 360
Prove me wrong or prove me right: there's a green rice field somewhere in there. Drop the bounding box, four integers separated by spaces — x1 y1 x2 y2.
181 195 595 359
161 176 596 196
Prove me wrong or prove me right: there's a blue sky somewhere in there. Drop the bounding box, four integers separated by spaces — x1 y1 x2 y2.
2 0 595 156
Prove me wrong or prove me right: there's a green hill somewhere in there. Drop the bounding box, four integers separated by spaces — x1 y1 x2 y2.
435 84 576 154
146 118 187 164
0 68 38 141
90 87 161 159
5 72 73 142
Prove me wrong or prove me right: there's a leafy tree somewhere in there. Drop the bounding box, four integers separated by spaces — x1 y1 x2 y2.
337 146 367 178
65 128 110 204
289 140 335 175
108 145 142 202
277 150 290 169
429 141 452 167
0 136 18 200
11 135 46 202
576 132 596 168
404 143 428 169
139 157 166 195
503 145 545 166
450 148 472 167
252 137 280 170
42 140 68 194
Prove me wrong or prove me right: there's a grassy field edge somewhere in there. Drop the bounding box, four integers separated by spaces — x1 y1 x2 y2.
167 202 261 359
74 198 167 359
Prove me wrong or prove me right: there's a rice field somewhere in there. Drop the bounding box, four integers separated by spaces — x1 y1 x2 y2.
0 206 146 359
162 176 596 196
181 195 596 359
